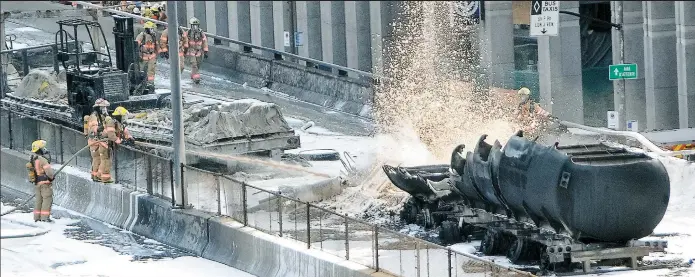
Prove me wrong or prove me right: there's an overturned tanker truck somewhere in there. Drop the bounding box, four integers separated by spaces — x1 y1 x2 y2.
383 131 671 274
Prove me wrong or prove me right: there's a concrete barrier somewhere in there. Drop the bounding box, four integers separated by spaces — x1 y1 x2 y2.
205 44 374 119
202 217 380 277
130 195 211 256
1 148 391 277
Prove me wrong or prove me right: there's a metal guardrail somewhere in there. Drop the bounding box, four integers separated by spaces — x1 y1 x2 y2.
560 120 695 157
0 108 535 277
70 1 387 82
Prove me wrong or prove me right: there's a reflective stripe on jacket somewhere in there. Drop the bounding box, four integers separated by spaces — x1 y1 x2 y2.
136 31 158 61
186 30 208 57
160 29 188 56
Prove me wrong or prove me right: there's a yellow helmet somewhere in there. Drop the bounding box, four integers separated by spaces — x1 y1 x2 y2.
144 21 156 29
32 140 47 153
518 87 531 95
112 106 129 116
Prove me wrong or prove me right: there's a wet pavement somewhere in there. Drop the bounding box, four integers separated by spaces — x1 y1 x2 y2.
0 193 190 261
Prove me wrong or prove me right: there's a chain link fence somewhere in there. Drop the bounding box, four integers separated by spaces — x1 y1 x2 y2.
0 108 536 277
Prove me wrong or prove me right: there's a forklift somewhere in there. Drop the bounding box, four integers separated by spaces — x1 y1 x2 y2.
54 16 169 125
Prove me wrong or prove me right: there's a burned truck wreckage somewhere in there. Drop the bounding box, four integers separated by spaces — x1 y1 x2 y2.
384 131 671 273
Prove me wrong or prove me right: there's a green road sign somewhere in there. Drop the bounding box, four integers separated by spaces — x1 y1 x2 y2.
609 64 638 80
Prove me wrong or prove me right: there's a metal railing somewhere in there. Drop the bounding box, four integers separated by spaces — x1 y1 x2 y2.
0 107 535 277
70 1 386 82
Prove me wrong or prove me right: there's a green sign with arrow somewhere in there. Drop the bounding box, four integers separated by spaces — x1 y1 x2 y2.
609 64 638 80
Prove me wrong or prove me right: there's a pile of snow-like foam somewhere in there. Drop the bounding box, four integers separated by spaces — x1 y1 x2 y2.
656 155 695 216
129 100 292 144
12 69 67 103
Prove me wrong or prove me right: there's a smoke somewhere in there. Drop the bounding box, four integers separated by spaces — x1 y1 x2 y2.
373 2 519 162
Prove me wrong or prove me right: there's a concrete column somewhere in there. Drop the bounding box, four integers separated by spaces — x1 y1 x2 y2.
369 1 383 75
481 1 514 88
345 1 358 71
273 1 285 52
229 1 252 50
260 1 275 55
675 1 695 128
537 1 583 123
643 1 678 130
319 2 333 64
296 1 309 59
205 1 216 34
355 2 372 73
193 1 206 27
331 1 347 68
215 1 229 45
250 1 262 51
185 1 195 26
307 1 323 61
176 1 187 27
612 1 646 131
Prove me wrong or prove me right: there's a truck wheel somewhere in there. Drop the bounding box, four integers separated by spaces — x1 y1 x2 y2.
439 221 461 245
400 198 420 224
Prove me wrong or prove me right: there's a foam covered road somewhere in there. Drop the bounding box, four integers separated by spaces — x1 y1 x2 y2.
0 199 258 277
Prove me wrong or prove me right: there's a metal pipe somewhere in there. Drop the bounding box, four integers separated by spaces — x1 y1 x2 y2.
560 120 695 156
167 0 186 208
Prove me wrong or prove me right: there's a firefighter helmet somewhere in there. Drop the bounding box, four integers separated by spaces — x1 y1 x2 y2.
518 87 531 95
93 98 110 107
189 17 200 25
112 106 129 116
144 21 156 29
132 7 140 14
31 140 47 153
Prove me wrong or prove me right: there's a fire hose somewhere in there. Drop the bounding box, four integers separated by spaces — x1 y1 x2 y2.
1 139 108 217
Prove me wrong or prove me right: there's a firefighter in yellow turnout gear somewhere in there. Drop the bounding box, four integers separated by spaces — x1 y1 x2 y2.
159 27 188 73
136 21 159 89
111 106 135 146
86 99 110 182
186 17 208 84
30 140 55 222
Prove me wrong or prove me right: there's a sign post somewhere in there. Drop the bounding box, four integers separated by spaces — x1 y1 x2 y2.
609 63 638 80
530 0 559 37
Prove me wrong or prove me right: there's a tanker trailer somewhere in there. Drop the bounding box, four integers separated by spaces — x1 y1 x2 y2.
383 130 671 274
496 132 670 243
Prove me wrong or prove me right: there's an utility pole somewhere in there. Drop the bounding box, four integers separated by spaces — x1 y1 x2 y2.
613 1 626 131
1 11 6 99
167 1 186 208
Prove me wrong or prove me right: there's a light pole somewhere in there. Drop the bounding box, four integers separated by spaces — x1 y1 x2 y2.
614 1 626 131
167 1 186 208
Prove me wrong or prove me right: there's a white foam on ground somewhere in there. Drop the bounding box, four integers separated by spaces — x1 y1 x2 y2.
0 203 258 277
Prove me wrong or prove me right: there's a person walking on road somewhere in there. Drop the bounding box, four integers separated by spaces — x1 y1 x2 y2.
136 21 159 92
186 17 208 84
160 27 188 73
30 140 55 222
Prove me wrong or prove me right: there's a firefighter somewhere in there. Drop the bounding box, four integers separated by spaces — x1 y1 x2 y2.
186 17 208 84
111 106 135 146
160 26 188 73
97 109 125 184
136 21 159 91
87 99 110 182
30 140 55 222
